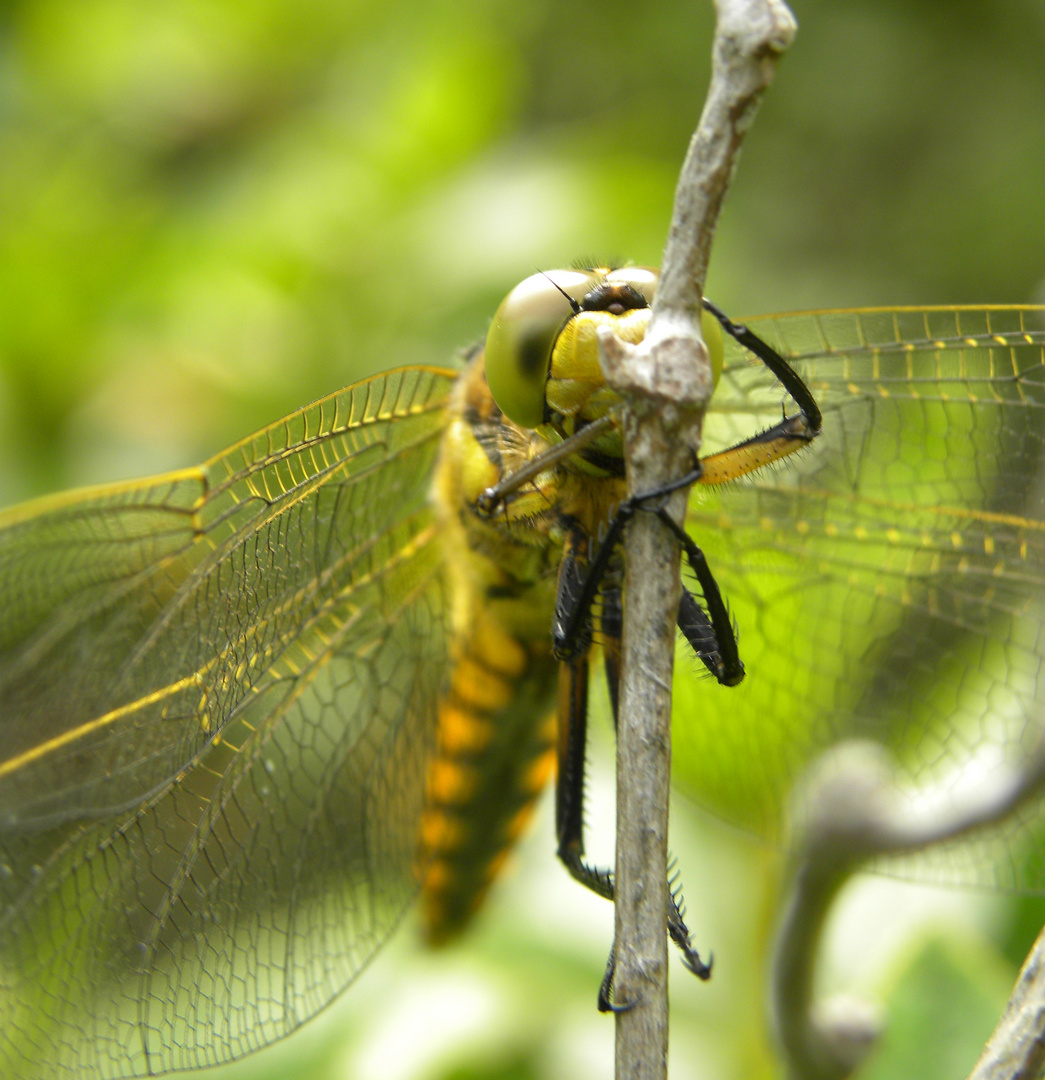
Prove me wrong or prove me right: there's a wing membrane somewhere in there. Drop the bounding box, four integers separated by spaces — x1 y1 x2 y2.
677 307 1045 887
0 366 456 1078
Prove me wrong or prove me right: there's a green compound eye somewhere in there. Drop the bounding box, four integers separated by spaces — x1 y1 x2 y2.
483 265 721 428
484 269 597 428
603 265 658 305
602 268 722 387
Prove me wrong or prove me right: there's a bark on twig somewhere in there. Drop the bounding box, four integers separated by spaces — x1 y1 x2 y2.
603 3 795 1077
968 921 1045 1080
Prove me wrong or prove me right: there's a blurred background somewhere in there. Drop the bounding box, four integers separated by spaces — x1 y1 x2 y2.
1 0 1044 1077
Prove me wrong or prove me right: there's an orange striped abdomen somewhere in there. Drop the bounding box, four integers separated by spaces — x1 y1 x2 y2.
419 612 558 943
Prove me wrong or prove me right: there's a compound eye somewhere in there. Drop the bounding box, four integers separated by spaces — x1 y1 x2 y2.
484 269 595 428
605 265 659 306
604 267 723 387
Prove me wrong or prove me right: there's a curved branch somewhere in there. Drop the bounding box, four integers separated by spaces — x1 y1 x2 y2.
771 736 1045 1080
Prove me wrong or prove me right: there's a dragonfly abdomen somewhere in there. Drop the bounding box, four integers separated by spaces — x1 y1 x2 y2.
419 608 558 942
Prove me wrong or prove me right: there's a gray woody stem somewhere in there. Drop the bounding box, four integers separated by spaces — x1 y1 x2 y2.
598 3 795 1078
969 919 1045 1080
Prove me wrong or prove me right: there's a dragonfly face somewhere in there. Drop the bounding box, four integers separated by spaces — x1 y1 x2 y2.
0 268 1043 1077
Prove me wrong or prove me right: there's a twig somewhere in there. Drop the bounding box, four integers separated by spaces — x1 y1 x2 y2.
771 737 1045 1080
599 2 796 1077
968 922 1045 1080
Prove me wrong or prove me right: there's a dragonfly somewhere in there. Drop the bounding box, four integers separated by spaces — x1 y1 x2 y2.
0 265 1043 1078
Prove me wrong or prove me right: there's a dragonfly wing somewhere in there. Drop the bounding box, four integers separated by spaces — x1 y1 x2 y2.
0 367 456 1078
676 308 1045 888
0 471 209 827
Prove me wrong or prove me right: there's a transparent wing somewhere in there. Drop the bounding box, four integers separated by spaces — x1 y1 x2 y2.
675 307 1045 889
0 366 456 1078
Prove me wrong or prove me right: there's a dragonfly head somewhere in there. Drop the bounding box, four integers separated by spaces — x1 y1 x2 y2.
484 266 724 445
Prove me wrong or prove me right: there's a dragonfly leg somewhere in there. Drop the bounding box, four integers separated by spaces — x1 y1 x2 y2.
555 650 614 901
552 466 702 660
657 508 744 687
702 296 822 432
597 943 630 1013
678 588 728 678
667 864 713 980
554 471 743 687
551 474 737 1002
601 584 622 730
596 870 713 1013
555 607 714 1007
553 525 597 662
695 299 822 486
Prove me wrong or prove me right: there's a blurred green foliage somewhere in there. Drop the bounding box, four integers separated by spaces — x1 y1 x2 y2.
2 0 1043 507
1 0 1043 1077
861 934 1014 1080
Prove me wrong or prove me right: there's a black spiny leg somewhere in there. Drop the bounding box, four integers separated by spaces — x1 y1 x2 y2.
554 527 614 903
552 513 718 1012
553 465 698 660
670 516 745 688
702 297 822 432
592 661 714 1011
555 464 743 689
555 651 615 904
595 591 713 1013
600 585 622 731
678 589 722 677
